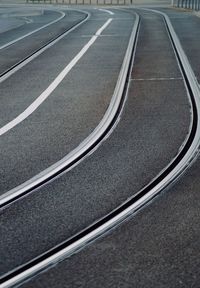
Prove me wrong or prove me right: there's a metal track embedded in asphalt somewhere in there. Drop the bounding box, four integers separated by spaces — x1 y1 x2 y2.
1 8 200 288
0 10 65 50
0 12 140 209
0 9 90 84
0 12 141 288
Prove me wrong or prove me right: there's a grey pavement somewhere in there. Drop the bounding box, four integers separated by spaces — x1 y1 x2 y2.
0 9 191 279
0 18 25 34
0 9 61 46
161 7 200 84
0 9 86 74
22 149 200 288
18 8 200 288
0 9 134 194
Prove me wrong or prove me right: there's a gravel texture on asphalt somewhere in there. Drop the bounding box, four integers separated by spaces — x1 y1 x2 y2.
0 10 191 278
18 8 200 288
0 8 60 45
161 7 200 84
0 9 134 194
22 148 200 288
0 9 87 75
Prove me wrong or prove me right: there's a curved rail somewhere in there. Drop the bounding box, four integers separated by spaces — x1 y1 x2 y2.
0 9 90 83
0 12 139 209
0 9 65 50
0 12 141 288
1 9 200 288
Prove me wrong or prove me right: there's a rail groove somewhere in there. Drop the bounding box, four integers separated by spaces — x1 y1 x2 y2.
0 9 90 84
1 8 200 288
0 12 138 209
0 12 140 288
0 10 65 50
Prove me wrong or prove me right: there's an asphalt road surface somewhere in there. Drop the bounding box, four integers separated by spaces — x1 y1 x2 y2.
0 3 200 288
0 8 135 194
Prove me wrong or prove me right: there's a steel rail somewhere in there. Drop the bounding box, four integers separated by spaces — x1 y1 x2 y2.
0 12 138 209
0 9 90 84
0 9 65 50
1 9 200 288
0 13 141 288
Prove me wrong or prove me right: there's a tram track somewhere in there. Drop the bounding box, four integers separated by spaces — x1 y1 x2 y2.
0 11 139 209
0 11 140 287
1 8 200 288
0 9 89 83
0 9 65 50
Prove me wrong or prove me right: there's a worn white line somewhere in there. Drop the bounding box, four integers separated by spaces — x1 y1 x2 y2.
0 14 139 209
98 8 114 15
0 18 112 137
0 16 145 288
0 10 65 50
0 13 140 286
0 11 90 84
2 9 200 288
23 17 33 24
3 10 200 288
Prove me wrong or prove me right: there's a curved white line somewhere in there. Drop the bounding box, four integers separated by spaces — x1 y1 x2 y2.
23 17 34 24
98 9 114 15
0 18 112 137
1 9 200 288
0 13 137 208
0 14 140 287
0 10 90 83
0 10 65 50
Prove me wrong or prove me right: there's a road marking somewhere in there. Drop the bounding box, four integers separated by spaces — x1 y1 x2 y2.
23 17 33 24
0 18 112 137
0 11 90 84
0 10 65 50
98 9 114 15
0 13 138 208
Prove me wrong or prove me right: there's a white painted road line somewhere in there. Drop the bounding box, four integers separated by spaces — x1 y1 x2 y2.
0 14 138 208
98 9 114 15
0 10 65 50
0 15 141 285
96 18 112 35
0 18 112 137
0 11 90 83
23 17 34 24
